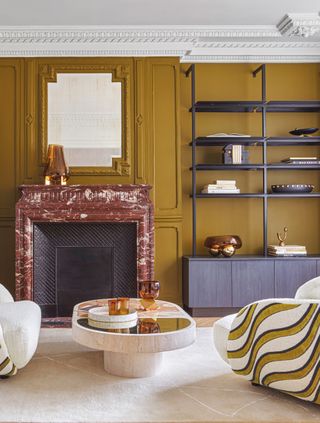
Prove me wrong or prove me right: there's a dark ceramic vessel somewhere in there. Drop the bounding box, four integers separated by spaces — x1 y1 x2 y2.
289 128 319 136
271 184 314 193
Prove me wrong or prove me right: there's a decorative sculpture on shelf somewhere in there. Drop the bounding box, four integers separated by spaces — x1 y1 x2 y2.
204 235 242 257
277 226 288 247
44 144 69 185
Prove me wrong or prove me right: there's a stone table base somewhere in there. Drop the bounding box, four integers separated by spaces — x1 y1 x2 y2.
103 351 163 378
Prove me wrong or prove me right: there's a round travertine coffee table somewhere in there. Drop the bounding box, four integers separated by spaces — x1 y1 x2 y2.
72 299 196 378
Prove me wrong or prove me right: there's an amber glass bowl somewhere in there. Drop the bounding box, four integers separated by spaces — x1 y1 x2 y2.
138 280 160 301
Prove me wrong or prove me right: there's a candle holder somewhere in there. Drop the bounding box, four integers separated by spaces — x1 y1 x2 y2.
138 280 160 310
107 298 130 315
118 298 130 315
108 299 119 315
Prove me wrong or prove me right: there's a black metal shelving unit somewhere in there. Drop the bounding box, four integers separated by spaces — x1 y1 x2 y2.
186 63 320 257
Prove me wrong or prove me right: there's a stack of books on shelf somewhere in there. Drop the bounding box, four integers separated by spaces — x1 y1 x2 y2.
281 157 320 165
202 180 240 194
267 245 307 257
223 144 249 164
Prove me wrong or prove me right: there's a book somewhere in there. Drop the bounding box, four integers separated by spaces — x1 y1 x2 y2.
268 244 306 250
268 245 306 249
215 180 237 185
204 185 236 190
268 250 307 254
207 133 251 138
203 179 239 194
267 245 307 256
202 189 240 194
267 252 307 257
268 247 307 252
280 160 320 165
282 157 318 162
232 145 242 164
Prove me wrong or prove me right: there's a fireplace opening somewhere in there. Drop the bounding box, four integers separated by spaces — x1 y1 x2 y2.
33 222 137 318
56 246 114 316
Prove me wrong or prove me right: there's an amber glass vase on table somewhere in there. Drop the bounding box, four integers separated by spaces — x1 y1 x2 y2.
138 280 160 310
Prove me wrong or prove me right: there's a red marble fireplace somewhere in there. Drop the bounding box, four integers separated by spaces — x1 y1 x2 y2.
16 185 154 322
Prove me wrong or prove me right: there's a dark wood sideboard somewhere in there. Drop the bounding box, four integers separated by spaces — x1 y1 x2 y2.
183 256 320 317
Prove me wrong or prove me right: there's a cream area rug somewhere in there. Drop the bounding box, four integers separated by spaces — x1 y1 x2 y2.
0 328 319 423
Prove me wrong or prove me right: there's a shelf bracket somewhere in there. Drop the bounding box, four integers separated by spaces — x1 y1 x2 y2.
252 65 264 78
185 65 193 78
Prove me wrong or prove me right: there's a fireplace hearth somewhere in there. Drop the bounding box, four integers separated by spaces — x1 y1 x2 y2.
16 185 154 324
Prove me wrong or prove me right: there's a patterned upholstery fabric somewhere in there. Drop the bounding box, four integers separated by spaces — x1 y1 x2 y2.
0 284 16 377
0 324 17 377
227 300 320 404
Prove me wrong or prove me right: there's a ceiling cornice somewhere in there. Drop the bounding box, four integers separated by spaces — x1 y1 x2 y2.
0 24 319 62
277 13 320 37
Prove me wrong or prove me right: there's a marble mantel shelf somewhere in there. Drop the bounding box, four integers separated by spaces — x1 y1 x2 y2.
15 184 154 306
17 184 152 205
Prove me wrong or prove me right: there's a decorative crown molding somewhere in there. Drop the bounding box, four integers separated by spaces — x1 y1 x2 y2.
0 24 319 62
0 25 281 43
277 13 320 38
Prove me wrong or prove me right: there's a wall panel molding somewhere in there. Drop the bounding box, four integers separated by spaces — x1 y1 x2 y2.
24 59 38 183
142 58 183 303
155 223 182 304
145 58 182 217
0 60 24 217
134 58 146 184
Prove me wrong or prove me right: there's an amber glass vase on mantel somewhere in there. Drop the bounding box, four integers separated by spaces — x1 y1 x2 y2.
44 144 70 185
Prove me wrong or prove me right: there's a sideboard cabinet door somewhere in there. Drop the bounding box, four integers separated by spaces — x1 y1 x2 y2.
232 261 275 307
185 261 232 307
275 260 317 298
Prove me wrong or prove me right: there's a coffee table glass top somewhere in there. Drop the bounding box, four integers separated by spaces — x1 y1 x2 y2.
77 317 191 334
73 298 194 335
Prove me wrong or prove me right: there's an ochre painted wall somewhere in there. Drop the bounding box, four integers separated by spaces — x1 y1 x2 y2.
0 57 182 304
180 64 320 256
0 59 24 297
0 60 319 305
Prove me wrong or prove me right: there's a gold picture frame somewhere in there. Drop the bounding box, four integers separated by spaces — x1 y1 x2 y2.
39 63 131 176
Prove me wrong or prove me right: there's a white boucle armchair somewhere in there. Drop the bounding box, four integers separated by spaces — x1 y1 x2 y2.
0 284 41 377
213 276 320 405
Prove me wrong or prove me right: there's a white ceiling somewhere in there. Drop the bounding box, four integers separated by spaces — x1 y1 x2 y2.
0 0 319 25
